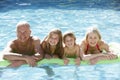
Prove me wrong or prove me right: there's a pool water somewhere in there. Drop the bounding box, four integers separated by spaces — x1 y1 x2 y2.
0 63 120 80
0 0 120 80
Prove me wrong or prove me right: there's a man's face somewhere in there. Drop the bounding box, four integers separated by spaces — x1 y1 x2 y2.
17 26 31 42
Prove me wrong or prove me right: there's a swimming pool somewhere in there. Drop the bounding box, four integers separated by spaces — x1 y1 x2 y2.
0 0 120 80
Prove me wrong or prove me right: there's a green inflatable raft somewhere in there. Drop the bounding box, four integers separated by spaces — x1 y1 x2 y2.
0 43 120 67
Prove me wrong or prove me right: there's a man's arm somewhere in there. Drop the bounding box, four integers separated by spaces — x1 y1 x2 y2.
33 36 44 60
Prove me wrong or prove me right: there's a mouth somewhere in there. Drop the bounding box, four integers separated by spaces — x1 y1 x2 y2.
50 41 56 45
68 43 74 47
19 36 28 42
90 42 96 46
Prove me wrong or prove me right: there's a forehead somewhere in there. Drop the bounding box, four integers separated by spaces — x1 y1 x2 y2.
88 32 98 37
65 36 74 40
17 26 30 31
50 33 59 37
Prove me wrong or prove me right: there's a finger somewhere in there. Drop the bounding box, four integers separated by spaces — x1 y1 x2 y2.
33 56 39 60
30 61 36 67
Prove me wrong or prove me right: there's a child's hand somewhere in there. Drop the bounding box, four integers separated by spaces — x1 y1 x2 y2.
75 58 80 65
45 54 52 59
106 54 118 60
53 55 59 58
64 58 69 65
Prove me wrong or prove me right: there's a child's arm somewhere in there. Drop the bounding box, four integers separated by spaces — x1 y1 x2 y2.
63 47 69 65
80 41 105 61
74 45 81 65
100 41 110 53
41 44 51 59
99 41 118 59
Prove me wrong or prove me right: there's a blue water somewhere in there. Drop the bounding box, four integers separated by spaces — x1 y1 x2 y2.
0 0 120 80
0 63 120 80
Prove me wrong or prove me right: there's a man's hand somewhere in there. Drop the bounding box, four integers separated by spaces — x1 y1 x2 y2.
24 56 37 67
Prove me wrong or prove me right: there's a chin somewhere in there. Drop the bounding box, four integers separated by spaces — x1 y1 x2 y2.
50 43 56 46
19 39 27 42
90 44 96 47
20 40 26 42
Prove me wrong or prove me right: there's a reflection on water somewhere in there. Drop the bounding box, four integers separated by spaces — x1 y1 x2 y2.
0 63 120 80
0 0 120 80
40 65 55 77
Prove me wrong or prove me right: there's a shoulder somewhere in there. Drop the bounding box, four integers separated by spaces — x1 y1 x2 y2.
8 39 18 46
32 36 40 41
80 40 87 49
31 36 41 46
41 40 47 49
98 40 108 46
64 46 67 50
75 44 80 49
98 40 109 49
80 40 87 45
41 40 47 45
3 39 16 52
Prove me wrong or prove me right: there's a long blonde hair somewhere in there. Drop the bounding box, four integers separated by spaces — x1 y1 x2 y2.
42 29 64 58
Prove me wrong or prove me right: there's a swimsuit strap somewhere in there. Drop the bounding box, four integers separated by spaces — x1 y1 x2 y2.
85 44 102 54
85 44 89 54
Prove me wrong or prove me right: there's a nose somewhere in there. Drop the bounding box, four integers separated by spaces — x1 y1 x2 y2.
21 31 26 34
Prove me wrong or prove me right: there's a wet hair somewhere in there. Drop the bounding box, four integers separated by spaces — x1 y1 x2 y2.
16 21 30 31
85 27 101 41
63 31 76 43
42 29 64 58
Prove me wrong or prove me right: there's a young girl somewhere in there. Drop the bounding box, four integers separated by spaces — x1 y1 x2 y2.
80 27 118 64
41 29 64 59
63 31 81 65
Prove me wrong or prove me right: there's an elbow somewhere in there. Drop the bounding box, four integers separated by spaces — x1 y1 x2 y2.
3 54 11 60
3 55 8 60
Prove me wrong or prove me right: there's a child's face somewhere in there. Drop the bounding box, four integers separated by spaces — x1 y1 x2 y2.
48 33 59 46
64 36 75 48
87 32 99 47
17 26 31 42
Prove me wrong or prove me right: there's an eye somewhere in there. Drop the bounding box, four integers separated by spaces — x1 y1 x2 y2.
89 37 92 39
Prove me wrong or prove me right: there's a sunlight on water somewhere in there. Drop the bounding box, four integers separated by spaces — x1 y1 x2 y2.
0 63 120 80
0 9 120 51
0 0 120 80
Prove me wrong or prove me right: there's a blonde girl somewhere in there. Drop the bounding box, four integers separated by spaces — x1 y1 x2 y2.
80 27 118 64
